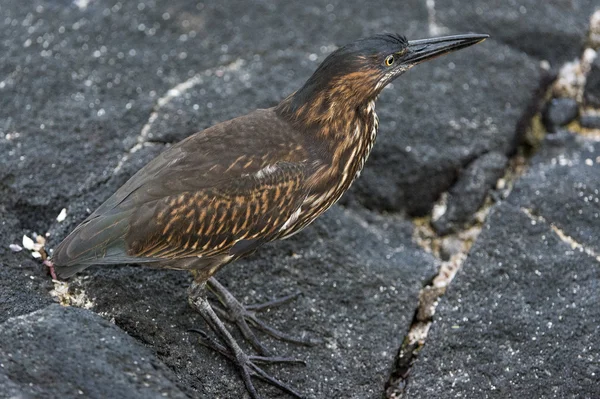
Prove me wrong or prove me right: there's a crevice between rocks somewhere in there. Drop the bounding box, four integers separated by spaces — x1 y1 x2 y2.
382 16 600 396
383 152 527 399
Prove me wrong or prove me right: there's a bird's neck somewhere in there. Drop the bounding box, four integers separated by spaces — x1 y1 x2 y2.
277 84 379 187
275 84 377 142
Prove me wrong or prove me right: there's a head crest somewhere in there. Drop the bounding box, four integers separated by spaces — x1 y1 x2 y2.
370 33 408 47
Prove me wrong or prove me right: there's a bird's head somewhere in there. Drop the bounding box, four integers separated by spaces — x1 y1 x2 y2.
278 33 488 127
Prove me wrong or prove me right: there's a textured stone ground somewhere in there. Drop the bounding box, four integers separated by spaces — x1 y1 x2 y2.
1 1 599 398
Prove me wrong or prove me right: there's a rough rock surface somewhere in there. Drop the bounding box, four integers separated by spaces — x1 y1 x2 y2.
432 151 507 235
0 304 189 398
542 98 579 131
1 0 599 398
435 0 599 65
581 113 600 129
584 55 600 107
407 133 600 398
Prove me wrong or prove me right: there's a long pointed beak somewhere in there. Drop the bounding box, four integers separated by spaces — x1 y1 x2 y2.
404 33 489 65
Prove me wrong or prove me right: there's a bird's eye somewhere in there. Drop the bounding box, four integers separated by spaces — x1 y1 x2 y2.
384 55 395 67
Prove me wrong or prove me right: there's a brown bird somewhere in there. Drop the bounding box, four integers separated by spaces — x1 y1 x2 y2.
47 33 488 398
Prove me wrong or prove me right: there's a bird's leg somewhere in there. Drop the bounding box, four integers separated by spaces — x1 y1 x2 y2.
188 281 305 399
207 277 318 356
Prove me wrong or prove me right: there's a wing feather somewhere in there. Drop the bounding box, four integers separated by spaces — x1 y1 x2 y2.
126 162 307 260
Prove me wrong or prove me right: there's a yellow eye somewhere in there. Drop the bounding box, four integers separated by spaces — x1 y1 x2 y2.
384 55 395 67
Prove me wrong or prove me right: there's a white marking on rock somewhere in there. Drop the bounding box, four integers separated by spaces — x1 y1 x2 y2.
425 0 449 36
113 59 245 173
73 0 90 10
50 279 94 309
521 207 600 263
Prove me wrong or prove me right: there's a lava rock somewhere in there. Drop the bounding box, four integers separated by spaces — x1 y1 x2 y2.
584 56 600 107
542 97 579 130
0 304 188 398
0 206 54 323
580 113 600 129
434 0 599 65
2 1 595 398
432 152 508 235
509 131 600 254
0 1 444 397
406 133 600 398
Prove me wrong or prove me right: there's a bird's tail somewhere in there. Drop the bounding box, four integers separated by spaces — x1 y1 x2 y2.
51 210 135 279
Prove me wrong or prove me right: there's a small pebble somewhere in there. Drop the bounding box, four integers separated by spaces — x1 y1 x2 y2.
440 236 463 261
580 114 600 129
56 208 67 222
9 244 23 252
22 235 35 250
543 98 579 130
584 57 600 107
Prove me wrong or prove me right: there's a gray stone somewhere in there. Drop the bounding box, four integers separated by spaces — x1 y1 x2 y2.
542 98 579 130
584 56 600 107
0 304 188 399
432 152 507 235
580 114 600 129
0 0 447 396
435 0 599 65
407 133 600 398
509 132 600 254
0 209 53 323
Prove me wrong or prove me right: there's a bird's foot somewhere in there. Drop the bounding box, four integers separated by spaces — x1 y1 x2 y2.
207 277 319 356
188 284 305 399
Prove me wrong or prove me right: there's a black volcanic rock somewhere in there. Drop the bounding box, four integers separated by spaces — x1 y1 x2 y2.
0 304 189 398
407 133 600 398
584 56 600 107
542 97 579 130
432 151 507 235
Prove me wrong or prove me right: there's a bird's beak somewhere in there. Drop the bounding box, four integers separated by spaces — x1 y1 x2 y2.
403 33 489 65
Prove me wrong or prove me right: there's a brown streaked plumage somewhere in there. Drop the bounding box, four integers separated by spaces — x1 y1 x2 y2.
48 33 488 398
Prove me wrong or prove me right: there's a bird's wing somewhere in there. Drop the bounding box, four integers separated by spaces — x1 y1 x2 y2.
126 161 308 260
87 108 309 218
52 109 313 276
52 161 309 275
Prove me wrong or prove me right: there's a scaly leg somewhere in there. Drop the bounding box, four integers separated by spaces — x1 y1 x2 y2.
188 281 305 399
207 277 318 356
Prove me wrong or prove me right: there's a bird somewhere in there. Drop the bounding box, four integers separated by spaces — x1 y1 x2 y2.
46 32 488 398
